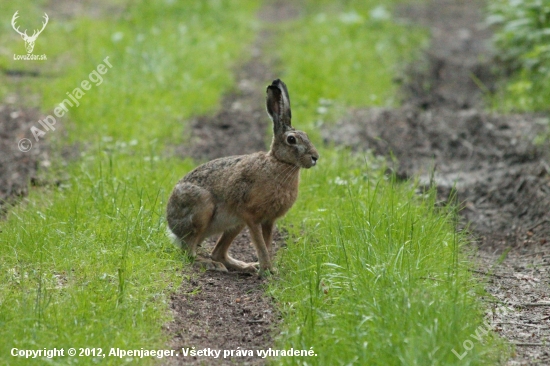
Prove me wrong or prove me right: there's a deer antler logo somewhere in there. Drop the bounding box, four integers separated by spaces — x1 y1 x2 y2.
11 11 49 54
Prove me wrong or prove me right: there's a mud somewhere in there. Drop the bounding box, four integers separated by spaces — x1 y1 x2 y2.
324 0 550 363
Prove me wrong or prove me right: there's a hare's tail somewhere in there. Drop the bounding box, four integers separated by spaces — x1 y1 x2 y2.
166 227 183 249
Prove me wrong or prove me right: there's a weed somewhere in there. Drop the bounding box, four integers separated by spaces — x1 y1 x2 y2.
487 0 550 111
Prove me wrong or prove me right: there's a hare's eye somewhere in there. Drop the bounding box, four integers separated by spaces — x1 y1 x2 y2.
287 135 296 145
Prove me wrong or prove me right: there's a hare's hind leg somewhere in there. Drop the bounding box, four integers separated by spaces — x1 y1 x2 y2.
211 225 258 273
184 233 228 273
166 183 227 272
168 229 228 272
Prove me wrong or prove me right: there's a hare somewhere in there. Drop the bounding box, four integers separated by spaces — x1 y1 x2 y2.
166 79 319 276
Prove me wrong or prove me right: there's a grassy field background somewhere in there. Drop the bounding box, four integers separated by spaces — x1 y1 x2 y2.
271 3 505 362
1 1 259 364
0 0 507 365
487 0 550 113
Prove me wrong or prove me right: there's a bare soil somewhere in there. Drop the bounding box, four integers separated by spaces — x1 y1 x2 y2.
164 2 298 365
325 0 550 364
173 1 298 162
164 231 285 366
0 102 51 216
3 0 549 364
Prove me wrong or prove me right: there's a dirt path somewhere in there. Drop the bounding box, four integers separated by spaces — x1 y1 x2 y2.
325 0 550 364
4 0 548 364
164 2 298 365
0 102 51 216
0 0 123 216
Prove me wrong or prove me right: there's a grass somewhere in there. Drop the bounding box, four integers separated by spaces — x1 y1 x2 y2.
268 1 507 364
274 0 427 132
1 0 259 141
488 66 550 113
0 1 259 365
272 151 506 364
1 147 193 365
0 0 507 365
486 0 550 112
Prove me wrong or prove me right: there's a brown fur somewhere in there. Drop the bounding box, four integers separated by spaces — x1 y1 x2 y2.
166 79 318 276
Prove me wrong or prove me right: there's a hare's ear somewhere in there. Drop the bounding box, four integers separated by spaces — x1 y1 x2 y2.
266 79 292 135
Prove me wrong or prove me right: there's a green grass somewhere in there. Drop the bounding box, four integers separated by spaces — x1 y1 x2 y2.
0 0 507 365
486 0 550 112
0 1 259 365
271 151 506 364
274 0 427 131
1 147 193 365
268 1 506 364
1 0 259 141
